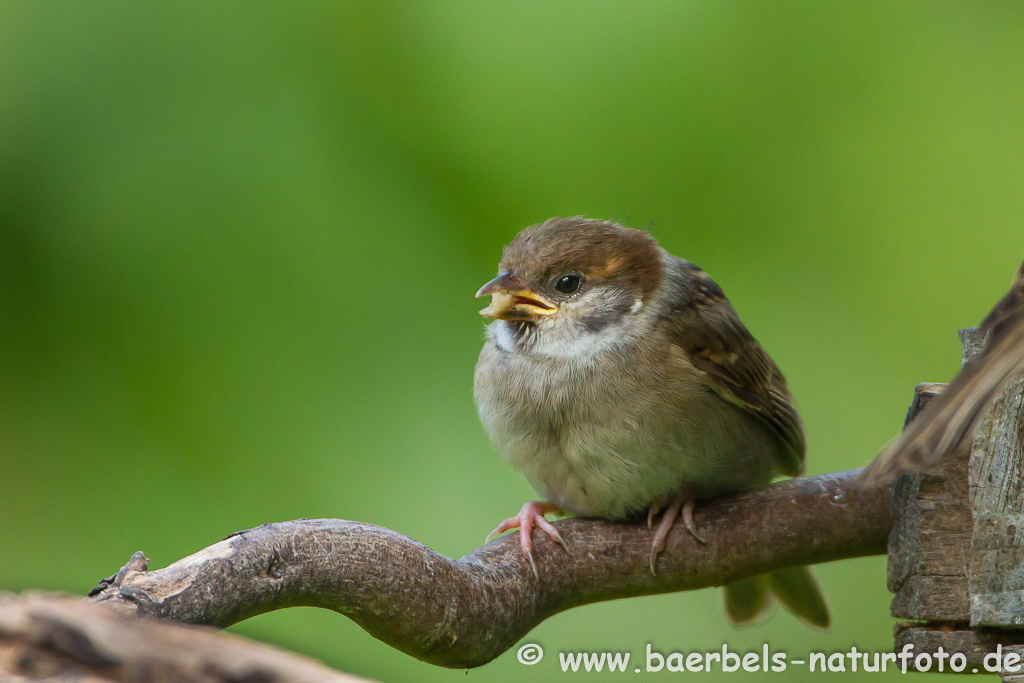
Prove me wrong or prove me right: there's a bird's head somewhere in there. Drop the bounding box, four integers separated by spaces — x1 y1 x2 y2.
476 218 665 342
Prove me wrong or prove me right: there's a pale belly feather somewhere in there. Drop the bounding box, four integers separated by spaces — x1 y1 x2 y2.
474 338 780 519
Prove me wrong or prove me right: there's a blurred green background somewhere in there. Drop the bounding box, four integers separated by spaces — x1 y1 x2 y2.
2 1 1022 681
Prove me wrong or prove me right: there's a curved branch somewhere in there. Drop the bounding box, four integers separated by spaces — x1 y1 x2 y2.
89 469 891 669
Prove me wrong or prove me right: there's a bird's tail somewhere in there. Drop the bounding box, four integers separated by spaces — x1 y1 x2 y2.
722 566 830 630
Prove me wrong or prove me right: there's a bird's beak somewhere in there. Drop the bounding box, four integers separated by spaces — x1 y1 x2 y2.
475 271 557 321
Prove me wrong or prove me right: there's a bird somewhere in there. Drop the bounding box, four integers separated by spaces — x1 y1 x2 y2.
473 216 830 629
861 257 1024 486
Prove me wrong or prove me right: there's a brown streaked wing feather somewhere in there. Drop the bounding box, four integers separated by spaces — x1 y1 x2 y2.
669 268 806 476
861 261 1024 486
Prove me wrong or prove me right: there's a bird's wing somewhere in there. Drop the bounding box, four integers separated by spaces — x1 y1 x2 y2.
860 259 1024 486
667 264 806 476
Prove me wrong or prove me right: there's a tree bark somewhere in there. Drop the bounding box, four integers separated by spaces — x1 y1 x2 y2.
0 593 374 682
88 469 891 669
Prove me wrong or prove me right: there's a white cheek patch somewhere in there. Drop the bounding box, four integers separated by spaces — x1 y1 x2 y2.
490 290 654 360
492 321 517 353
532 313 647 359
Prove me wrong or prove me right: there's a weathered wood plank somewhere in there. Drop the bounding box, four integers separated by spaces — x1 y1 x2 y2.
965 324 1024 627
895 624 1024 671
889 382 973 621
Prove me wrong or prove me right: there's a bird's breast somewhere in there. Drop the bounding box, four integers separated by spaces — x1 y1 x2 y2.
475 336 777 519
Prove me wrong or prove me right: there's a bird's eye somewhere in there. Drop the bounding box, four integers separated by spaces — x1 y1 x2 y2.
555 273 583 294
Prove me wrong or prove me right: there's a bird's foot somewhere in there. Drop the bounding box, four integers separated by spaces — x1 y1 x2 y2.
485 501 568 579
648 495 706 575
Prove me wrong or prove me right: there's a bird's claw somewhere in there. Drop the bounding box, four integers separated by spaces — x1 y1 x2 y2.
648 496 704 575
682 499 707 545
525 550 538 580
485 501 567 579
532 512 569 552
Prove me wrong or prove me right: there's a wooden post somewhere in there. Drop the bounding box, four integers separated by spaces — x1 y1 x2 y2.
967 325 1024 627
889 328 1024 677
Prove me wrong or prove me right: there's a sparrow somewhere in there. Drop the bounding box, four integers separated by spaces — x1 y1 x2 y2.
473 217 829 629
861 257 1024 486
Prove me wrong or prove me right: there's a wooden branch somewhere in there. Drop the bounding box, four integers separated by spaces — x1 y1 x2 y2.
87 469 891 669
0 593 374 682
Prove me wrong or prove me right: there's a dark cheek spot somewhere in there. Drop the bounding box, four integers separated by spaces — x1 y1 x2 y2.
582 296 632 334
582 313 614 334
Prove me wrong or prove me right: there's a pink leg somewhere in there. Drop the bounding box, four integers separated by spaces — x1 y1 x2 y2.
647 497 666 529
485 501 568 579
649 497 682 575
648 495 707 575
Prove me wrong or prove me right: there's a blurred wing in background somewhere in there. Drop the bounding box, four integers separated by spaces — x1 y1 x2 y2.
861 258 1024 486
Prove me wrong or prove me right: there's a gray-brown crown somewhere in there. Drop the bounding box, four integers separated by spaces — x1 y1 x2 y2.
499 217 663 300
